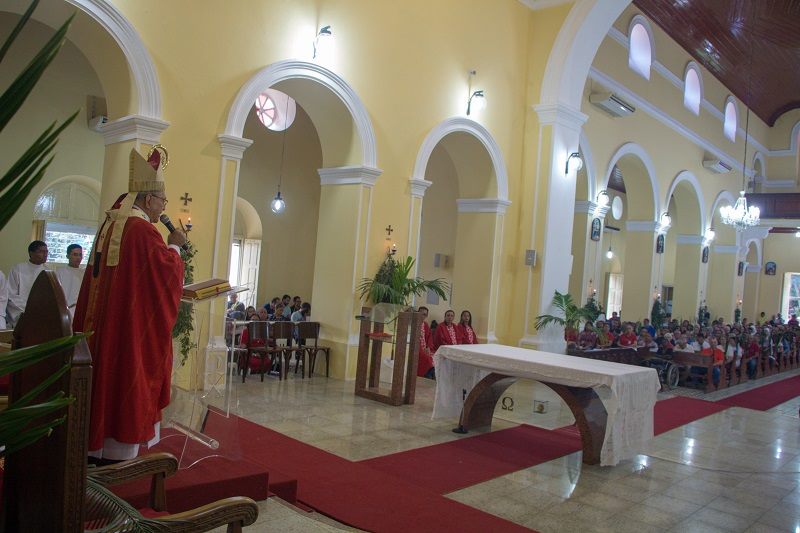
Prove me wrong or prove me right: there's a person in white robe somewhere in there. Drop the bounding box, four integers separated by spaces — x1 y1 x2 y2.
0 270 8 329
7 240 48 327
55 244 85 319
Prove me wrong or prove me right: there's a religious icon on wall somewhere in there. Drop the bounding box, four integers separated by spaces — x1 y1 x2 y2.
702 246 709 263
738 261 744 277
655 234 665 254
590 218 601 241
765 262 777 276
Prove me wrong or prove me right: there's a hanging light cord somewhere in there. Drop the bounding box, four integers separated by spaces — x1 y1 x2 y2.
742 1 755 191
277 95 291 193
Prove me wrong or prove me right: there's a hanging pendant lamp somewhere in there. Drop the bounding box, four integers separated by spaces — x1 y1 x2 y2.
271 94 291 214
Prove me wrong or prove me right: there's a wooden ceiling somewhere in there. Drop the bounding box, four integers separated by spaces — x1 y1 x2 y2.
633 0 800 126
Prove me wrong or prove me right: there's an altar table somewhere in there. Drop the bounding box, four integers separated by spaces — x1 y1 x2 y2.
433 344 660 466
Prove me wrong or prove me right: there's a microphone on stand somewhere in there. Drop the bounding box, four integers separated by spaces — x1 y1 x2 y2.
159 214 189 251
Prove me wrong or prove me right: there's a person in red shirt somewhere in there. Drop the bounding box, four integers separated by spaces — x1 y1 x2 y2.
432 309 460 351
699 335 724 386
416 306 435 378
456 310 479 344
618 324 637 347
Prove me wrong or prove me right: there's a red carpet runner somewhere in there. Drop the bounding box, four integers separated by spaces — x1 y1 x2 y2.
361 424 582 494
653 396 729 435
717 374 800 411
202 409 532 533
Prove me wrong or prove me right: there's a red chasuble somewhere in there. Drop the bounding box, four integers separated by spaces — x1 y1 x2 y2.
432 322 459 351
417 322 434 377
74 211 183 451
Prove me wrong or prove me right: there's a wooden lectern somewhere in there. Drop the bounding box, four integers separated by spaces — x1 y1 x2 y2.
354 305 422 406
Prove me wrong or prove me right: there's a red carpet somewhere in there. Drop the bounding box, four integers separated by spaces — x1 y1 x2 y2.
717 375 800 411
201 409 533 532
361 424 582 494
654 397 729 435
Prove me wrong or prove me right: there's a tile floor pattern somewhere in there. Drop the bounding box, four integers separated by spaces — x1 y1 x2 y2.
200 367 800 532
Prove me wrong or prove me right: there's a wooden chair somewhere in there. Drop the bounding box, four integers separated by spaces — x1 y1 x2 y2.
297 322 331 378
3 271 258 532
267 321 295 380
241 321 271 382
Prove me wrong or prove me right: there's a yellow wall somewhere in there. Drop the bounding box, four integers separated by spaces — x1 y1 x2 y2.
0 14 105 273
237 104 322 306
758 234 800 317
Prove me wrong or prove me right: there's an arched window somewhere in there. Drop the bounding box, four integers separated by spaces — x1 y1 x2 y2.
34 179 100 264
628 16 654 80
683 62 702 115
724 96 737 142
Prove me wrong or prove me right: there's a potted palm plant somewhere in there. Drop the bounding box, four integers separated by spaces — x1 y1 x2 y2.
357 255 449 306
533 290 594 345
0 0 82 455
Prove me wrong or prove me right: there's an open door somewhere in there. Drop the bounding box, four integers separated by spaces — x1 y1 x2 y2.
240 239 261 307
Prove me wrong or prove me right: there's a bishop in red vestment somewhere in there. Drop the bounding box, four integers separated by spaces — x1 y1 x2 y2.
74 147 186 460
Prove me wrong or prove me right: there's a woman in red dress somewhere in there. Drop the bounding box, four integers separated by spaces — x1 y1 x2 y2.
416 306 435 378
433 309 460 351
456 310 479 344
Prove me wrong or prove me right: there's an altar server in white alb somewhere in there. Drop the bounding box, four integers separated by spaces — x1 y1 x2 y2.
0 269 8 329
55 244 85 319
6 240 48 327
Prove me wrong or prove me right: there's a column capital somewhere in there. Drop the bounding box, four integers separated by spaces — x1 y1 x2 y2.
746 264 761 273
574 200 610 217
101 114 169 145
408 178 433 198
676 234 704 245
532 103 588 131
456 198 512 214
318 166 383 187
217 134 253 160
625 220 659 233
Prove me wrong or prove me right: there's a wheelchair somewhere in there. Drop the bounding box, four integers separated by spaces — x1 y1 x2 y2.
640 353 680 390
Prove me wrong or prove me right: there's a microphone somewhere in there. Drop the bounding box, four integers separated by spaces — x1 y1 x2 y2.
159 214 188 251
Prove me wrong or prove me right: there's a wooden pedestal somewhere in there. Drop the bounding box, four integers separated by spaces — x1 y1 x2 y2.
354 306 422 406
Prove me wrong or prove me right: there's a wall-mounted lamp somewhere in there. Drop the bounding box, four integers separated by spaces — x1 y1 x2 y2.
660 212 672 228
596 189 610 208
313 25 332 59
704 227 715 243
180 216 193 233
565 152 583 175
467 90 485 116
795 229 800 238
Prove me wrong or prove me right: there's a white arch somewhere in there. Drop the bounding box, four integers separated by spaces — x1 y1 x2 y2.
664 170 706 233
224 59 377 167
578 130 597 202
412 117 509 200
41 174 101 196
540 0 630 107
789 120 800 153
602 142 660 221
235 197 262 240
742 238 763 267
66 0 162 118
709 190 738 224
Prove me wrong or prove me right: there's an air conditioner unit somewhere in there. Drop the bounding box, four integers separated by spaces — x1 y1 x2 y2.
88 115 108 131
589 92 635 117
703 158 732 174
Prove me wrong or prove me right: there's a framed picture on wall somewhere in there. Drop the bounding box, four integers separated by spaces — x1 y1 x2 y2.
702 246 709 263
656 234 665 254
738 261 744 277
590 218 601 241
765 261 777 276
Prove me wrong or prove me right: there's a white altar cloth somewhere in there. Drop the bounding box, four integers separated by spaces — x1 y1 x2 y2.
433 344 660 466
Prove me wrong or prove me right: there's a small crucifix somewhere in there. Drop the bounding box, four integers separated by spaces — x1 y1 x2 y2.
385 224 394 237
180 192 193 207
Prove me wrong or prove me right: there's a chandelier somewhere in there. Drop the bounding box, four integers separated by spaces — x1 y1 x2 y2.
720 3 759 232
720 191 759 231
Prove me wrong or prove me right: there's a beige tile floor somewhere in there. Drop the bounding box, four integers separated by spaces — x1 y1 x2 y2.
200 366 800 532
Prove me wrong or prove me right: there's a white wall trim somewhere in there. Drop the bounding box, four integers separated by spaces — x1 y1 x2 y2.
753 175 795 189
602 142 660 221
408 178 433 198
626 220 659 232
224 59 377 167
664 170 706 234
575 200 597 214
713 245 739 255
67 0 162 118
318 166 382 187
746 264 761 273
533 103 589 131
456 198 512 214
412 117 509 200
676 234 704 245
578 130 598 201
518 0 573 9
217 134 254 160
590 68 757 178
99 114 169 145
